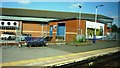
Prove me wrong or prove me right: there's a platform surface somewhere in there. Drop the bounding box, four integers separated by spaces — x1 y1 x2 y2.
0 41 119 66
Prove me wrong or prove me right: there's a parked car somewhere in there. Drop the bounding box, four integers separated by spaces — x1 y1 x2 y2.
25 36 49 47
20 33 31 41
1 32 16 40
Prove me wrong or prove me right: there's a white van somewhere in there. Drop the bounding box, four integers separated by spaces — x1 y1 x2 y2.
1 32 16 40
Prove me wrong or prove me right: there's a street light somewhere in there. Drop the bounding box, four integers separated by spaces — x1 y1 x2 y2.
78 5 82 35
95 5 103 35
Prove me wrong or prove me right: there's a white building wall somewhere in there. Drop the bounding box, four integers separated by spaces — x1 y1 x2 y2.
86 21 104 39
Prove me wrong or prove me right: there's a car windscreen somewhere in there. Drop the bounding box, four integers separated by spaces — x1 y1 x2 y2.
3 32 16 35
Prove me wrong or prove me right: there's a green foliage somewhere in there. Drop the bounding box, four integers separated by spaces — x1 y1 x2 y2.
75 35 86 43
112 24 117 32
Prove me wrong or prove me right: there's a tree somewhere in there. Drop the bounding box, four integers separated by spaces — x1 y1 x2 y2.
111 24 117 32
118 28 120 33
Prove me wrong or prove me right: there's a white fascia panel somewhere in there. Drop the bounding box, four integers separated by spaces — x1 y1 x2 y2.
0 16 58 22
86 21 104 29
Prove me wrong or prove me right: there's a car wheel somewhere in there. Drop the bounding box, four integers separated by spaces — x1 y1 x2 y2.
44 43 47 47
1 38 4 40
5 37 7 40
26 44 29 47
42 42 46 46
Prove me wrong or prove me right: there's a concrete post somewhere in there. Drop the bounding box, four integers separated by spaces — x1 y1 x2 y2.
110 22 112 40
19 21 22 42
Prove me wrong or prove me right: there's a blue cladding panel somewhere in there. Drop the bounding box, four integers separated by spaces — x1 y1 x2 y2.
57 25 65 36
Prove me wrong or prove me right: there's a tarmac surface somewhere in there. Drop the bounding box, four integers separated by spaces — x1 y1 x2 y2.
0 40 119 66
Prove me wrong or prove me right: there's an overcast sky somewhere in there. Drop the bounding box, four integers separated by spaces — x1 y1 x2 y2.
1 0 119 27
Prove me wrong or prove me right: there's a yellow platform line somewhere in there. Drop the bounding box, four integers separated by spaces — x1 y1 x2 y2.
44 47 119 66
0 47 119 66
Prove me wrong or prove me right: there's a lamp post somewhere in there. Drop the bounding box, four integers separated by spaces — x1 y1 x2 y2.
95 5 103 35
78 5 82 35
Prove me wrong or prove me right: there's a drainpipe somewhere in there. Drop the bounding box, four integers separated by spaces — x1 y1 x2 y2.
46 24 48 36
41 24 43 37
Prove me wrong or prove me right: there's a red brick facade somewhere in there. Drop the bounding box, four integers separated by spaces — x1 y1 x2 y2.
104 24 107 36
0 20 108 42
22 21 47 37
48 20 86 42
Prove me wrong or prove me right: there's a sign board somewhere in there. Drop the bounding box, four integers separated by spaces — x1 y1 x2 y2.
86 21 104 29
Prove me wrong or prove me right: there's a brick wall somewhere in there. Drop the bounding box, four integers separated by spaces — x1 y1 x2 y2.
104 24 107 36
22 21 47 37
66 20 86 42
48 19 86 42
48 22 58 42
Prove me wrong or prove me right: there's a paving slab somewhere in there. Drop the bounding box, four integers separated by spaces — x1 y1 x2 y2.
2 47 71 63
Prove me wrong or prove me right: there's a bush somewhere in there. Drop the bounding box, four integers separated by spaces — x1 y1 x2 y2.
76 34 86 42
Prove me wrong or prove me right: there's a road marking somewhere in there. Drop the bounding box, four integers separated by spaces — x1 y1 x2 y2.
0 47 119 66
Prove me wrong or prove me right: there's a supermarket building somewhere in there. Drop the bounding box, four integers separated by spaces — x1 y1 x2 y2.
0 8 113 42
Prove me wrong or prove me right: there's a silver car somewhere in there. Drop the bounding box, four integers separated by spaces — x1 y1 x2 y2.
20 33 31 41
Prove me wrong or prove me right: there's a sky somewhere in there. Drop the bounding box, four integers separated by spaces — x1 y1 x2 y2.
0 0 119 27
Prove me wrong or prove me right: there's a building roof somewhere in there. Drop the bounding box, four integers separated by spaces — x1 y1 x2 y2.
0 8 113 23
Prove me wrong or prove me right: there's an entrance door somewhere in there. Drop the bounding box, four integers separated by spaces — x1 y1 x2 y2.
57 23 65 40
50 25 53 37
